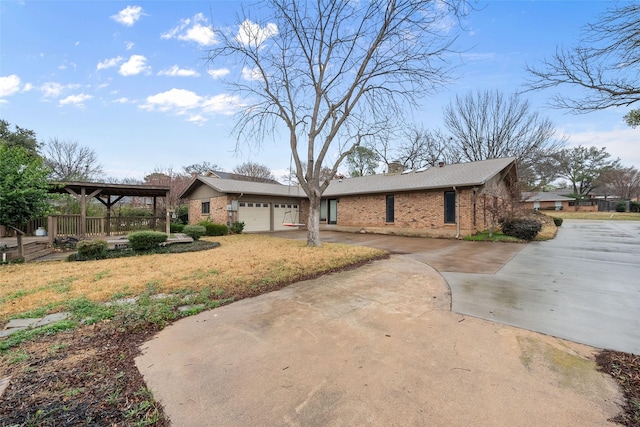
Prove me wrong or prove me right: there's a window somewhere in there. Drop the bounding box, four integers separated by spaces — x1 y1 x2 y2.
239 202 246 207
201 201 210 214
444 191 456 224
386 195 394 223
320 199 327 221
248 203 254 207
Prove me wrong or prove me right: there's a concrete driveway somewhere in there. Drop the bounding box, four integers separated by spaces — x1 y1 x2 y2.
443 220 640 355
268 223 640 354
135 224 632 426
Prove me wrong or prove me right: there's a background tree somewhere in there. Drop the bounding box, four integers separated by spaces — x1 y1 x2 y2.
397 127 458 170
553 145 621 197
0 120 40 155
599 166 640 200
526 3 640 122
144 167 191 214
0 144 50 257
43 138 104 181
183 161 219 176
233 161 277 182
208 0 468 246
346 146 380 177
443 89 565 187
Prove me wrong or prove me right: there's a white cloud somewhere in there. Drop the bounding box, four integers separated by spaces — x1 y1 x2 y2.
111 5 144 27
140 88 243 122
40 82 64 98
75 41 80 46
119 55 150 76
158 65 200 77
236 20 278 47
23 83 33 92
201 94 243 115
207 68 230 79
241 66 263 81
113 97 132 104
564 127 640 169
125 41 135 50
97 56 124 70
59 93 92 107
0 74 21 98
162 13 217 46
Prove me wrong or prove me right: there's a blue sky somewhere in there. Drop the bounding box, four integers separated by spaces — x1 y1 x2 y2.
1 0 638 182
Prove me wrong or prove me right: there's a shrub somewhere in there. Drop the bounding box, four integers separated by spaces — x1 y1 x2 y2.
198 220 229 236
615 201 627 212
170 223 185 233
183 225 206 241
631 201 640 213
552 217 563 227
500 217 542 241
128 231 168 251
76 239 108 259
230 221 245 234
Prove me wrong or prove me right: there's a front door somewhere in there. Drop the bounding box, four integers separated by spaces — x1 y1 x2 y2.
328 199 337 224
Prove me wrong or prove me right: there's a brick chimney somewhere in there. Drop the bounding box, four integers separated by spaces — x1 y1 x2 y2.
388 161 403 175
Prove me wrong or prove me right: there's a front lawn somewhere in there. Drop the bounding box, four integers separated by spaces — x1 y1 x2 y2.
0 234 387 426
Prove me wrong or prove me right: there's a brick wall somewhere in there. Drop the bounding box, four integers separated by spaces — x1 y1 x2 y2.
323 187 485 238
188 195 230 224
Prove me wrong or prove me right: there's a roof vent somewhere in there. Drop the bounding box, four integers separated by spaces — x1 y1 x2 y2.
438 161 445 168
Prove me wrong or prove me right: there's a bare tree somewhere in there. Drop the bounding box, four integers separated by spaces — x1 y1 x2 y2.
397 127 458 170
43 138 103 181
526 3 640 121
183 161 219 175
144 166 191 213
599 166 640 200
443 90 565 187
233 161 277 181
208 0 468 245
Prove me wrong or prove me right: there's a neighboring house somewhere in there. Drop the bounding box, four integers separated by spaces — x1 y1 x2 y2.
179 157 518 237
522 192 574 211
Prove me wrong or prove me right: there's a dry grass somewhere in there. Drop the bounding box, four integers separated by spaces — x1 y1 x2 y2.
535 214 559 241
552 211 640 221
0 234 387 322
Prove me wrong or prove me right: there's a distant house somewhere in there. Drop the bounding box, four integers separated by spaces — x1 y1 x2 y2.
522 192 575 211
179 157 518 237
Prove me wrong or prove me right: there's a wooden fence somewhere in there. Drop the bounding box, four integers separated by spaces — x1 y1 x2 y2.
0 215 166 239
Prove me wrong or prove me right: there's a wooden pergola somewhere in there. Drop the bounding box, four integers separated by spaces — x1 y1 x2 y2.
48 181 171 238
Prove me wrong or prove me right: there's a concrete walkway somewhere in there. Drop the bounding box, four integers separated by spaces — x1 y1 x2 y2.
136 254 622 426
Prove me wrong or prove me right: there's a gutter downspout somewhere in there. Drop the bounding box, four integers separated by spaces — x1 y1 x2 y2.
453 186 460 239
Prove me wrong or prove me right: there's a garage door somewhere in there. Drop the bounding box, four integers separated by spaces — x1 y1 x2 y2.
238 202 271 232
274 203 301 231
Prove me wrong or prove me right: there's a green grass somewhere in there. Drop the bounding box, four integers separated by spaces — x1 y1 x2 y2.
464 231 520 242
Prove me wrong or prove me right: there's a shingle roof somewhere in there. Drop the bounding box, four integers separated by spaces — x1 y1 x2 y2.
180 157 516 199
522 192 575 202
324 157 516 196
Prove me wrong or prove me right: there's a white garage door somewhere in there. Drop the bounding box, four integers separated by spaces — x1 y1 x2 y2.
238 202 271 232
274 203 301 231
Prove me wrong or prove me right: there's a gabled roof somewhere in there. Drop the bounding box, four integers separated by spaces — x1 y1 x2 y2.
325 157 516 196
522 192 575 202
180 175 304 199
179 157 517 199
204 170 281 185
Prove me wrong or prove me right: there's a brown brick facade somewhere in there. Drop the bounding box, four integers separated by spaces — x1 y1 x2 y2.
320 187 497 238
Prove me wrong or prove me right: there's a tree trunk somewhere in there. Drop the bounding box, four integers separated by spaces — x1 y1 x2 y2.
306 193 322 247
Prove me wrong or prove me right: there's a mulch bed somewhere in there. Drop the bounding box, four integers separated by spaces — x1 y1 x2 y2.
0 322 169 426
596 350 640 426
